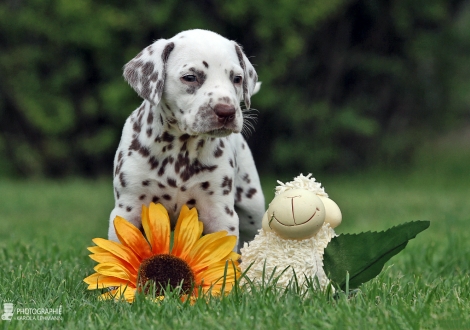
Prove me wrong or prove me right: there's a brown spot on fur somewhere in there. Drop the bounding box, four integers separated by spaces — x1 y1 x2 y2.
180 134 190 142
133 121 142 133
119 172 127 187
224 206 234 216
129 138 150 157
236 187 243 202
147 111 154 125
213 147 223 158
179 160 217 182
201 181 210 190
142 62 154 76
162 132 175 143
149 156 159 170
158 158 170 176
197 139 205 150
221 176 233 195
162 42 175 63
149 72 158 82
156 80 164 98
245 188 257 199
242 173 251 184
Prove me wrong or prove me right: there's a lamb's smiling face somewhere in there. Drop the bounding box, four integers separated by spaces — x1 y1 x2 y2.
272 194 321 227
262 189 326 240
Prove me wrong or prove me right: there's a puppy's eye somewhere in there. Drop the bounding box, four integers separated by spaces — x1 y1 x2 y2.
233 76 243 84
182 75 197 82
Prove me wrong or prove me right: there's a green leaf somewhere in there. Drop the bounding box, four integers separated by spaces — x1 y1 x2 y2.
323 221 430 290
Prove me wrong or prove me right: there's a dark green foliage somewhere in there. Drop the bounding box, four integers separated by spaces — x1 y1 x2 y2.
323 220 430 290
1 0 469 177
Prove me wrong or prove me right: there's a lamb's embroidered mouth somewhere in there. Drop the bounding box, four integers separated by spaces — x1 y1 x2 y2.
271 208 320 227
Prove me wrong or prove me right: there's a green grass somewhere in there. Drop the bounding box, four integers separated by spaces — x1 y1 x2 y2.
1 147 470 329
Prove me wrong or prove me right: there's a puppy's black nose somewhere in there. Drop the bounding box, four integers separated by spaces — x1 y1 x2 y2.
214 104 236 123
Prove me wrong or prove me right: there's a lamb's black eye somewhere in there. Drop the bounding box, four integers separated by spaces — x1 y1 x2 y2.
182 75 197 82
233 76 242 84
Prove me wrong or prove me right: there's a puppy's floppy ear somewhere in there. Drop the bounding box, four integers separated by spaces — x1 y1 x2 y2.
123 40 175 106
234 43 259 110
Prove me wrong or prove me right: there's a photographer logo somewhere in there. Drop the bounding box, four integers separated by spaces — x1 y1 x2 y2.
2 302 63 322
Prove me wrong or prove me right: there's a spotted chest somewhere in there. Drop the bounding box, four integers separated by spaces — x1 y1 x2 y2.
113 111 257 226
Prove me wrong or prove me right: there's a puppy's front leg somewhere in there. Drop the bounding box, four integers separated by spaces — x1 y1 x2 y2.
108 188 145 242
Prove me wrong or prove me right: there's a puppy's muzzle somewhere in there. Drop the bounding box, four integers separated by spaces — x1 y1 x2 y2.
214 104 236 124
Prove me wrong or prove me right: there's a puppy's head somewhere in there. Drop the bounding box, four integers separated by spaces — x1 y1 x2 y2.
123 29 260 137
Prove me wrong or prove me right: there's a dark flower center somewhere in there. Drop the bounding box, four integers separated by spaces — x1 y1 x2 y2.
138 254 195 296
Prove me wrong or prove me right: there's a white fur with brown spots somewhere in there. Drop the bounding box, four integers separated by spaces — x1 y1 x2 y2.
109 29 264 250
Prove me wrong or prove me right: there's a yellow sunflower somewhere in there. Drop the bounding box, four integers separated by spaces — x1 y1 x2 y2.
84 203 240 302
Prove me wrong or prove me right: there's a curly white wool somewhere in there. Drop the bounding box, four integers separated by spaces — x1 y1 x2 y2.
240 223 337 291
275 173 328 197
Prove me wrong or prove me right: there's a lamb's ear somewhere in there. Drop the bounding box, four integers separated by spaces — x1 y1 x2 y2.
234 43 258 109
123 40 175 106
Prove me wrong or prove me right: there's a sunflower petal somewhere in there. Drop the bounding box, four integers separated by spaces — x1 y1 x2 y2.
142 203 170 255
94 262 137 283
114 216 153 260
89 252 138 274
226 251 241 262
196 260 240 285
196 262 239 296
193 251 240 277
172 205 202 259
198 222 204 239
87 246 107 254
92 238 141 270
84 273 133 290
186 234 237 271
83 272 102 286
186 231 227 259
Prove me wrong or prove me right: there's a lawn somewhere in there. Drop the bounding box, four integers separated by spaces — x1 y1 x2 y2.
0 145 469 329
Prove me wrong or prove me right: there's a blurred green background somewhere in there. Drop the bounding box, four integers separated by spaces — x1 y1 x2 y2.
1 0 470 178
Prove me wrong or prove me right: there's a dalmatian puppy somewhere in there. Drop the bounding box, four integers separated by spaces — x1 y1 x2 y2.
109 29 265 249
